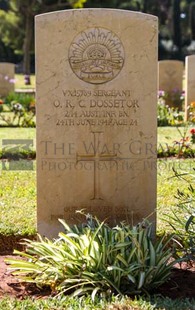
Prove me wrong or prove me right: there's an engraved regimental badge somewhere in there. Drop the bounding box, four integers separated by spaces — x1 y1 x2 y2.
69 28 124 84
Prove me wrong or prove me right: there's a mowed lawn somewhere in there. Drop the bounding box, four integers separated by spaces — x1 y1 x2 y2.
15 74 35 89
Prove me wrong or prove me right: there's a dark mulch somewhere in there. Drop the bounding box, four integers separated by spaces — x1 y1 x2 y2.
0 234 36 255
157 262 195 300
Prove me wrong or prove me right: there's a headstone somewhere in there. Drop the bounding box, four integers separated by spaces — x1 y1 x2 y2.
0 63 15 96
36 9 158 238
158 60 184 92
185 55 195 121
158 60 184 110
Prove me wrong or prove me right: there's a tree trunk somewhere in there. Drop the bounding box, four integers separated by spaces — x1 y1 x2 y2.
189 3 195 40
23 12 33 83
172 0 182 58
143 0 148 13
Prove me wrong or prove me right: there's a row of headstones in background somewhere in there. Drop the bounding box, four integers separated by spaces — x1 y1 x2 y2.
158 60 184 94
1 58 194 120
158 60 184 111
185 55 195 121
0 62 15 96
158 57 195 120
35 9 158 239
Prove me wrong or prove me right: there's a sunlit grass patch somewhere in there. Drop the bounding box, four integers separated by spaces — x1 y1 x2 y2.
0 170 36 235
15 74 35 89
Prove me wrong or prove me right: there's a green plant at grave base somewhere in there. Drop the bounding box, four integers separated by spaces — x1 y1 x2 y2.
0 109 36 127
0 99 4 112
172 125 195 158
188 101 195 124
157 125 195 158
0 148 36 160
157 143 195 158
164 169 195 262
6 214 174 298
0 92 36 127
158 89 184 111
190 128 195 144
157 101 184 127
4 92 35 111
10 101 35 127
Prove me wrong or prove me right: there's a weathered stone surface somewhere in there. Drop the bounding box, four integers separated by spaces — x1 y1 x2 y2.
0 63 15 96
185 55 195 121
36 9 158 238
158 60 184 92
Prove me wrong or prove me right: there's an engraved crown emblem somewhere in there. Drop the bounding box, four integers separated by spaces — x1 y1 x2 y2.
69 28 124 84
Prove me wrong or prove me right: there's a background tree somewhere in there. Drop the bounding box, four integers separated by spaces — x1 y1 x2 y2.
1 0 195 75
0 0 9 10
0 0 86 82
14 0 82 81
0 3 22 63
189 1 195 40
172 0 182 59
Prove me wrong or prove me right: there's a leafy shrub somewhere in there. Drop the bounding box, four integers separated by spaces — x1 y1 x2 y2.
0 92 36 127
188 101 195 123
0 99 4 112
157 101 184 127
157 143 195 158
164 169 195 262
6 215 174 298
0 95 36 127
158 126 195 158
0 149 36 160
190 128 195 144
0 108 35 127
4 92 35 111
158 89 184 111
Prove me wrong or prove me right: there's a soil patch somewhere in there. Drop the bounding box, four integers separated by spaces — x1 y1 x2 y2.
0 255 51 299
0 234 36 255
157 262 195 299
0 255 194 300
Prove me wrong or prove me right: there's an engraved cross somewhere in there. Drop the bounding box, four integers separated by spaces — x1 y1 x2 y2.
76 131 117 200
165 69 176 78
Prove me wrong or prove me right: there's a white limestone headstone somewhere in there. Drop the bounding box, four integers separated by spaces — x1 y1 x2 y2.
36 9 158 238
185 55 195 121
0 63 15 96
158 60 184 92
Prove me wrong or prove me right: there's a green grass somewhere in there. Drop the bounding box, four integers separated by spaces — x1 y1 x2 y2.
0 127 35 141
0 295 194 310
0 170 36 235
0 126 190 149
15 74 35 89
157 158 194 232
158 126 194 146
